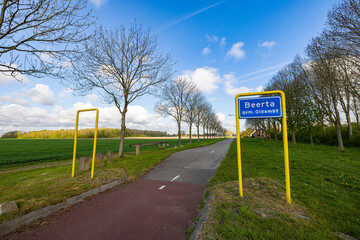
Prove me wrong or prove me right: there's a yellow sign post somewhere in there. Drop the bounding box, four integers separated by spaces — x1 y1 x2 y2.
235 90 291 204
71 108 99 179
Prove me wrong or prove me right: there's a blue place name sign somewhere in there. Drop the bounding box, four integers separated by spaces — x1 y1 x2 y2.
238 96 282 119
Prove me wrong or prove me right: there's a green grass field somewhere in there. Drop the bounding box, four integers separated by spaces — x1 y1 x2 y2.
203 138 360 239
0 138 198 166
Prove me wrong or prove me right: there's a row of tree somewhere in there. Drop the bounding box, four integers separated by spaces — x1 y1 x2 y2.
0 1 224 156
156 77 225 146
247 0 360 151
1 128 168 139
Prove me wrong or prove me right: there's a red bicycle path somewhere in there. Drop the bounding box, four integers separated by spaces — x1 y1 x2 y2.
7 138 233 240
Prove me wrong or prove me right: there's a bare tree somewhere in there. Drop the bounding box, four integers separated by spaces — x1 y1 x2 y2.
327 0 360 61
184 89 202 144
335 57 356 138
203 106 215 140
267 66 301 144
201 103 212 141
193 95 206 142
156 77 196 146
352 96 360 130
67 24 173 157
306 33 345 151
0 0 94 79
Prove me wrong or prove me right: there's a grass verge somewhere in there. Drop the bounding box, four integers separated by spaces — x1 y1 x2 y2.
0 138 223 223
199 138 360 239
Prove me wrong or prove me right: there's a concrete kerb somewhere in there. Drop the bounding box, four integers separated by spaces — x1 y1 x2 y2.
190 190 212 240
0 171 128 236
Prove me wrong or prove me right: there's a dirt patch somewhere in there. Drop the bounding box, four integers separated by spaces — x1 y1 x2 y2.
199 178 311 239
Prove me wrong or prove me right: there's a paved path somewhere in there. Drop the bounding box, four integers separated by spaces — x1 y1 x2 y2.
9 138 233 240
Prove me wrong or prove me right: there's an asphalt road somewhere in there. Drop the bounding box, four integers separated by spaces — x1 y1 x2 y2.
143 138 232 185
9 138 233 240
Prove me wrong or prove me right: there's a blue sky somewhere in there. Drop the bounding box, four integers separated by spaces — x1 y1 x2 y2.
0 0 339 135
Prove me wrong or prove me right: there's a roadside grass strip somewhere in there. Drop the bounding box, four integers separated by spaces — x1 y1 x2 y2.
201 138 360 240
0 138 223 224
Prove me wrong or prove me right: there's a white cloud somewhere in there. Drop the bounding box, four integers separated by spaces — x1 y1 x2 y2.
90 0 108 8
39 51 54 62
0 95 29 105
209 97 218 102
0 64 30 85
220 37 226 47
216 112 236 132
0 102 179 135
224 81 251 96
216 112 226 122
60 87 73 97
40 51 73 68
224 73 250 95
227 42 246 60
259 41 277 48
23 84 56 105
256 86 264 92
0 104 48 128
61 61 73 68
182 67 221 93
223 73 264 96
202 47 211 56
87 93 99 103
205 34 219 42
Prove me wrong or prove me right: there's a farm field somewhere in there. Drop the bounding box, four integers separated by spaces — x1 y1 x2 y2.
201 138 360 239
0 138 202 166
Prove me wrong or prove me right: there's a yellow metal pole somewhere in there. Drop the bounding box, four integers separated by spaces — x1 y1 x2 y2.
71 108 99 179
235 96 243 197
280 91 291 204
90 109 99 179
71 111 80 177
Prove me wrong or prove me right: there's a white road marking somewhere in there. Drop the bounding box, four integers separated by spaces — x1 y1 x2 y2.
159 185 166 190
170 175 180 182
210 150 215 154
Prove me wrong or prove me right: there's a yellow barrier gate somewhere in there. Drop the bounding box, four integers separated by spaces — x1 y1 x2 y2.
235 90 291 204
71 108 99 179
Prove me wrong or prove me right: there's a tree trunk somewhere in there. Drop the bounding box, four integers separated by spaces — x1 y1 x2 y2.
203 125 206 141
353 99 359 130
335 118 344 152
320 118 326 135
268 119 271 141
309 126 313 146
206 127 209 140
118 110 127 157
177 121 182 146
346 113 353 139
273 122 278 141
197 125 200 142
291 130 296 145
189 124 192 144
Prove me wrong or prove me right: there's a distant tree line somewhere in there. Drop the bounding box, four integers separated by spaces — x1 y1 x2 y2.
246 0 360 151
156 77 226 146
1 128 168 139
